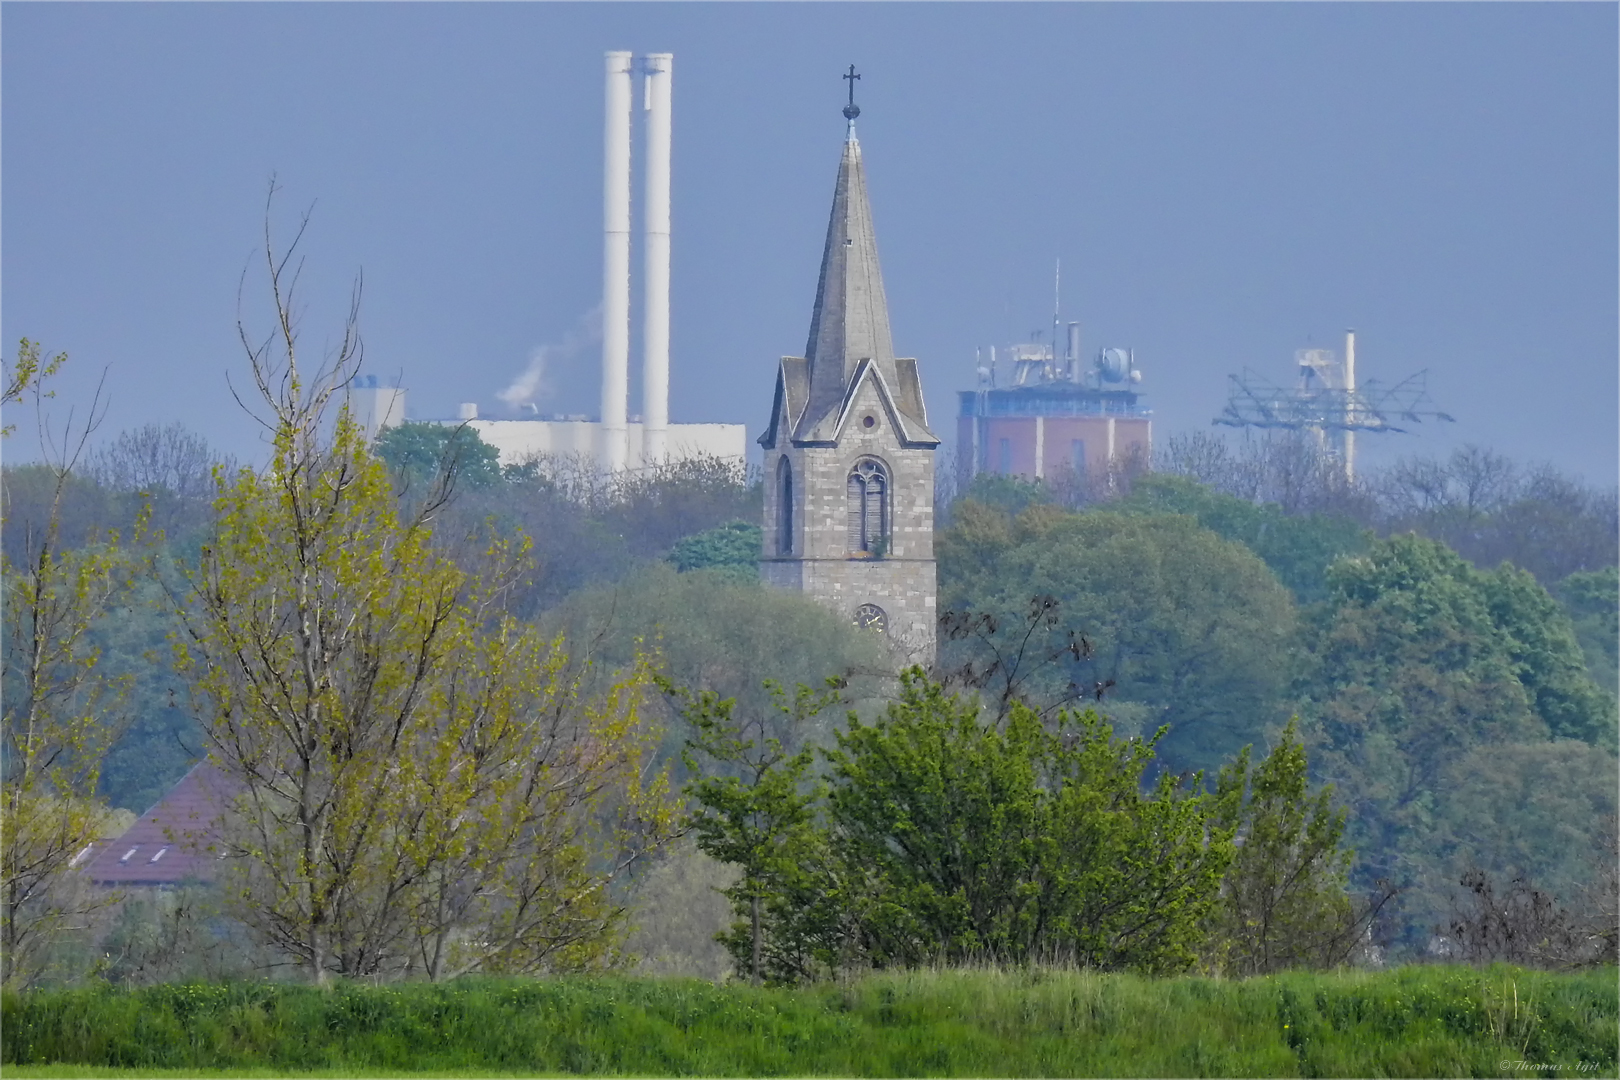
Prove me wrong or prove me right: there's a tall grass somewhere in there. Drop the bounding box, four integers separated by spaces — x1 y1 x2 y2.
4 965 1615 1077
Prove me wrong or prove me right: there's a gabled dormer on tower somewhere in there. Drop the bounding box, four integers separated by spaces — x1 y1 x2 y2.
759 85 939 662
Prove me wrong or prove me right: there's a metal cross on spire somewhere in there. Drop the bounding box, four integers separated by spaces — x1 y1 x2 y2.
842 65 861 120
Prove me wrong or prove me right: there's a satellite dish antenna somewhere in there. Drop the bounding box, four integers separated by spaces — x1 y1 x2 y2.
1097 348 1131 384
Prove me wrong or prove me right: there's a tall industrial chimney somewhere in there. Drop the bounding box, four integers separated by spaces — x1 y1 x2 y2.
1343 328 1357 482
601 51 633 473
641 53 672 467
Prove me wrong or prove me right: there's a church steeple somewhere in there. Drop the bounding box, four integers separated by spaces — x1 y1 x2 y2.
758 70 939 663
782 86 934 447
801 128 898 430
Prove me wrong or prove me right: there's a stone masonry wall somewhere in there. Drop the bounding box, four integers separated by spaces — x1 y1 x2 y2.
761 378 937 662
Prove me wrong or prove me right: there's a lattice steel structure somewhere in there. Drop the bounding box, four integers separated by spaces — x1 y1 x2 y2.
1214 334 1453 478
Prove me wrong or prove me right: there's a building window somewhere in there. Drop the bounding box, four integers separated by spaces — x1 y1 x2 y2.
1071 439 1086 472
846 457 889 554
777 456 794 555
998 438 1012 474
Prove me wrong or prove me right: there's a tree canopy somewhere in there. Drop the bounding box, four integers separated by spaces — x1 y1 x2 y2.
939 500 1299 774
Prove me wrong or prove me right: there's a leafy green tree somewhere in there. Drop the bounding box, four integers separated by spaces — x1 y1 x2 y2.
1301 534 1616 950
827 671 1236 974
374 420 503 492
1555 567 1619 694
458 472 634 618
939 504 1299 774
1207 718 1375 975
1116 474 1372 605
953 472 1050 519
1 466 119 568
89 578 199 815
673 679 842 984
1484 564 1617 748
667 521 761 583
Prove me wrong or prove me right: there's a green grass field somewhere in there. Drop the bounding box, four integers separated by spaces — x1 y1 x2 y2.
4 965 1615 1078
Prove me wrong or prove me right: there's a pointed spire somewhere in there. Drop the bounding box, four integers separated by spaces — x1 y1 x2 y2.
800 125 899 431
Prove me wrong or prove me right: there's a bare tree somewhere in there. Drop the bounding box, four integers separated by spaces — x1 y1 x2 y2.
85 422 232 501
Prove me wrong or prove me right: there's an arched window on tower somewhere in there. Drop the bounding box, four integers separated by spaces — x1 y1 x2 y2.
777 456 794 555
846 457 889 554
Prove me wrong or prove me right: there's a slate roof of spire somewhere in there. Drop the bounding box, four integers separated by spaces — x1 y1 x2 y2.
763 122 937 449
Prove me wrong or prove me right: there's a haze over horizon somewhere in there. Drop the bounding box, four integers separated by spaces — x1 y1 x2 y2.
4 3 1616 486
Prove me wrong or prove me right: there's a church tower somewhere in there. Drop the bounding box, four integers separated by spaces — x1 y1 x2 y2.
759 78 939 661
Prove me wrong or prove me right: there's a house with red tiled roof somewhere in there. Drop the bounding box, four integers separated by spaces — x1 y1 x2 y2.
84 760 235 887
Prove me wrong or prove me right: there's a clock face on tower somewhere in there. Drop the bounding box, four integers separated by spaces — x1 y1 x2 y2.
853 603 889 634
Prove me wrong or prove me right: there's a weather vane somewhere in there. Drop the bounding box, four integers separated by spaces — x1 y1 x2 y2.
842 65 861 120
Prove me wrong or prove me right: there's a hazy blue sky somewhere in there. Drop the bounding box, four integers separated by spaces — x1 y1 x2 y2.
5 3 1616 484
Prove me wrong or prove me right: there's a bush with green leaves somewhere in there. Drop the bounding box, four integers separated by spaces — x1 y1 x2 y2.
679 670 1244 981
827 672 1237 974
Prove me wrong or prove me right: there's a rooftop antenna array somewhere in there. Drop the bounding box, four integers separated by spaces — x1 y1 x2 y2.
1214 330 1454 481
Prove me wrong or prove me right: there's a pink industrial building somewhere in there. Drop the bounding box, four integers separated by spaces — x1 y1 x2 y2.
957 330 1152 486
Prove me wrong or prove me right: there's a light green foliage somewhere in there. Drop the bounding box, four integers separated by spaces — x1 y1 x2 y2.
1117 474 1372 605
1 341 130 989
828 672 1236 974
675 679 842 985
666 521 761 583
1208 719 1359 976
1556 566 1619 694
170 210 679 983
0 339 67 438
177 415 678 983
939 502 1299 773
372 421 503 492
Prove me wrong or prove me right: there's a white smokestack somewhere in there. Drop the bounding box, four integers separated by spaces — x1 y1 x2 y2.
641 53 672 468
601 51 633 473
1343 328 1357 482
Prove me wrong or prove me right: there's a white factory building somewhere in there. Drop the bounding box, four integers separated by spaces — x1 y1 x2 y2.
346 381 745 469
347 50 746 472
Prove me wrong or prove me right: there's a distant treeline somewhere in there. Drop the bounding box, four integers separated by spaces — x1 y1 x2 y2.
3 413 1615 984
